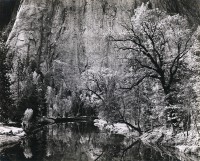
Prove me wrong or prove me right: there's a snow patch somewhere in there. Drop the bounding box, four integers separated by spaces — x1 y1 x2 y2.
0 125 24 136
0 126 23 135
94 119 139 136
0 125 24 148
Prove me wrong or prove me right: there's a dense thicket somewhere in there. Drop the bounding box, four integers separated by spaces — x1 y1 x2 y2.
0 35 13 122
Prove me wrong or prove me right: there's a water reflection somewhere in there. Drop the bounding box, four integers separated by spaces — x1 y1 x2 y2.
0 122 195 161
22 139 33 159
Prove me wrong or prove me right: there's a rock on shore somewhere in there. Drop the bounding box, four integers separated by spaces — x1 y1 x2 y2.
0 124 25 148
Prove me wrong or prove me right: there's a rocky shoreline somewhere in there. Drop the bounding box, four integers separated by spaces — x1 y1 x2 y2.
0 124 25 150
94 119 200 160
140 126 200 160
1 119 199 160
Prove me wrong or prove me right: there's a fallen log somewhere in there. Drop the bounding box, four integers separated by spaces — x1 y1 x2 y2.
22 116 98 134
52 116 98 123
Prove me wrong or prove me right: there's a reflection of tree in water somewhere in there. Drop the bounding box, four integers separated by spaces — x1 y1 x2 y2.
24 123 100 161
22 139 33 159
94 134 125 161
93 138 181 161
19 128 48 161
118 141 181 161
0 123 189 161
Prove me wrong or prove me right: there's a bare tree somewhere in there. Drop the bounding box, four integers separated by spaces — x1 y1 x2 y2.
111 5 193 104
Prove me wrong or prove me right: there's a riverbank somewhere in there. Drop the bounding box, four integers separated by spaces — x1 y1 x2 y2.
140 126 200 157
94 119 139 137
0 123 25 150
94 119 200 159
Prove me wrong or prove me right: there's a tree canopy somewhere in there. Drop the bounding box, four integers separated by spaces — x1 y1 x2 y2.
112 4 194 104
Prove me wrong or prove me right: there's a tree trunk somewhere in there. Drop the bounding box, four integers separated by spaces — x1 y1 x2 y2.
123 121 143 135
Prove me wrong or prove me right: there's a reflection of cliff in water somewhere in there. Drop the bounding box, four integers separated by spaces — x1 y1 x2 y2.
0 122 195 161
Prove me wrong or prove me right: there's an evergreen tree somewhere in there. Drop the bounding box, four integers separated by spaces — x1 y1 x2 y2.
0 36 13 123
17 71 47 122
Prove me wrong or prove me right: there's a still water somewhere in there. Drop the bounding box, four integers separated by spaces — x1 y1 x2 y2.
0 122 184 161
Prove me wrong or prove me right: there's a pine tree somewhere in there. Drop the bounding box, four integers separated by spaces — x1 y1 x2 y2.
0 37 13 123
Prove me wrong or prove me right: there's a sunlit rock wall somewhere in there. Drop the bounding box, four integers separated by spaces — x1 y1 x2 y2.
7 0 141 81
7 0 143 117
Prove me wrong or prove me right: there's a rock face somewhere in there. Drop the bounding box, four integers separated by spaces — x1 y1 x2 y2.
151 0 200 25
6 0 200 117
0 0 21 34
0 125 25 149
7 0 139 86
7 0 141 117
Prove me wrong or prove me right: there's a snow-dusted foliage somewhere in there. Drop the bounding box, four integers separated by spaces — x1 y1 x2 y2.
80 67 121 122
1 2 200 149
115 3 193 105
79 4 197 134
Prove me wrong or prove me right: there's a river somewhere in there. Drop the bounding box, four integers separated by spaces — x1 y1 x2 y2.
0 122 192 161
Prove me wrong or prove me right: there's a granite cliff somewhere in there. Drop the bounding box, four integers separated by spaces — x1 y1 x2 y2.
5 0 200 117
